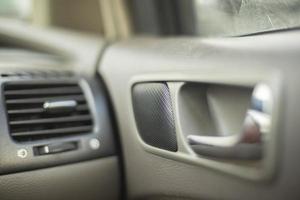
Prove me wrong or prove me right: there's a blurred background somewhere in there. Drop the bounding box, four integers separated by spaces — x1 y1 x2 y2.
0 0 299 39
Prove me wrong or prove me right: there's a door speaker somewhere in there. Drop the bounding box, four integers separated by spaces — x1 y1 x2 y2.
132 83 177 152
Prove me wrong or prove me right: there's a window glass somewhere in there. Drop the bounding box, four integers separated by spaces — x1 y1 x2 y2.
0 0 32 20
193 0 300 36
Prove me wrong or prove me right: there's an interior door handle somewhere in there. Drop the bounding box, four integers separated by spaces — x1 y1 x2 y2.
187 84 273 160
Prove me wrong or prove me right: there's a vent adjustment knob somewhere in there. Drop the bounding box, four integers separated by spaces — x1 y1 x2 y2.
43 100 78 113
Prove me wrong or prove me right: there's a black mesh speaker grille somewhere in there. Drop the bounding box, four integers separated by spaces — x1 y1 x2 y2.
132 83 177 152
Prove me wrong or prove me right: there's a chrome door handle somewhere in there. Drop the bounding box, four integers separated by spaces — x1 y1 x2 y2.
187 84 273 160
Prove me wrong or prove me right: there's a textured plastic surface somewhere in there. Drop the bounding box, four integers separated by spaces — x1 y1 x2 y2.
0 75 116 174
0 157 120 200
0 19 120 200
0 20 116 175
100 31 300 199
132 83 177 152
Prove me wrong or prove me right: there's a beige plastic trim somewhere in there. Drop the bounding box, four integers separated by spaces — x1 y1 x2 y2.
98 0 133 40
127 73 282 181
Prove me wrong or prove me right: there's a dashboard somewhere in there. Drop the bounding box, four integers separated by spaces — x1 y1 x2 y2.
0 20 120 200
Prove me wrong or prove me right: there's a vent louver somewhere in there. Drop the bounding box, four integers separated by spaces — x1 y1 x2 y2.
0 70 74 78
4 82 93 141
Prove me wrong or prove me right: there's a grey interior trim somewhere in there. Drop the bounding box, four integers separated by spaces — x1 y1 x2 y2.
168 82 275 179
0 157 120 200
0 19 120 200
0 18 105 76
99 31 300 199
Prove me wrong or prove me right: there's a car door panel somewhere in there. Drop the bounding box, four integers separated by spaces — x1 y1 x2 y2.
99 32 300 199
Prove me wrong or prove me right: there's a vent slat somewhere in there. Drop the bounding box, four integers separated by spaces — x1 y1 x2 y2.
10 115 91 125
4 82 93 142
6 95 85 104
11 125 93 137
1 70 74 78
8 105 88 114
4 86 82 96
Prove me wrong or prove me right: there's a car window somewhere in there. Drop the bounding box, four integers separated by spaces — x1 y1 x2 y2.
193 0 300 36
0 0 31 20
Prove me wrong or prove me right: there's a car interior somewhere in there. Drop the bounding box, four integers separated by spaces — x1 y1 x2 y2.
0 0 300 199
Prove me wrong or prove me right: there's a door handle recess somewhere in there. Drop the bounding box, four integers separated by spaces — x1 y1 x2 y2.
187 84 273 160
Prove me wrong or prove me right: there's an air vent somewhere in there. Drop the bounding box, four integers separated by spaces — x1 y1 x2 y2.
4 82 93 141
